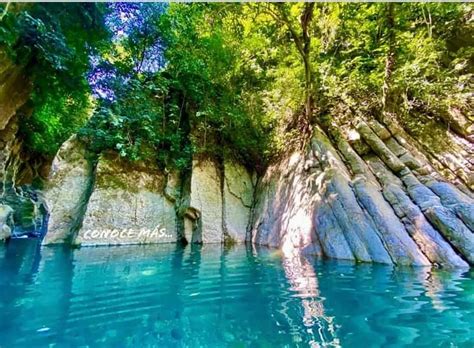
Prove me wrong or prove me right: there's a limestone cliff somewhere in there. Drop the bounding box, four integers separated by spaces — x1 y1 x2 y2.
186 159 254 244
42 144 255 246
76 154 178 246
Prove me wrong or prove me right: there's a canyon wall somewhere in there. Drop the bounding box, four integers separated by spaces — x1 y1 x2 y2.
0 53 30 185
0 53 49 239
1 52 472 268
36 113 474 269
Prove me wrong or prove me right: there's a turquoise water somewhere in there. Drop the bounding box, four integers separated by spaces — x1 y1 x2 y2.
0 240 473 347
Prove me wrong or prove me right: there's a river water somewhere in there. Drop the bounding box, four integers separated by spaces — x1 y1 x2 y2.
0 240 472 347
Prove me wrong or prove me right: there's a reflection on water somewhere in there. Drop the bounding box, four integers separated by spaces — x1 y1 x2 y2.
0 240 473 347
281 252 339 347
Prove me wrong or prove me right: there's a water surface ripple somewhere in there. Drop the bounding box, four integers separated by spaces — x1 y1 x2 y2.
0 240 472 347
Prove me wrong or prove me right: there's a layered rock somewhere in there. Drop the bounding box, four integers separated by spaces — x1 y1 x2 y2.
75 155 177 246
42 136 95 244
39 113 472 268
251 120 473 268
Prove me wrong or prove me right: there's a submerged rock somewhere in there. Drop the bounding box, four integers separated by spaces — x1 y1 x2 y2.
0 204 14 241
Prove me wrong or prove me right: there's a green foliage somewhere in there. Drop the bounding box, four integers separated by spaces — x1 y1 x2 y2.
79 3 273 171
1 2 471 171
79 74 194 170
0 3 108 157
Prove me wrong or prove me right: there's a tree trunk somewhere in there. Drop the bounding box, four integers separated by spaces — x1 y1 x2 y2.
301 3 315 123
271 3 315 137
382 2 396 115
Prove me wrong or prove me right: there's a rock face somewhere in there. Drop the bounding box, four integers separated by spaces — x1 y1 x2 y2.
186 159 254 244
75 155 177 246
251 120 473 268
188 159 224 243
42 145 255 246
0 204 14 241
223 160 254 243
0 53 31 186
251 152 324 257
42 136 95 244
0 187 47 237
40 115 472 268
0 53 30 131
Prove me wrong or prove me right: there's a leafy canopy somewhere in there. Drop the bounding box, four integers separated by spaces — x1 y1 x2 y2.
1 3 471 171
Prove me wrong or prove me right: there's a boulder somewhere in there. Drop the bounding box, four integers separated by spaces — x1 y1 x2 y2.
75 155 177 246
42 136 94 244
0 204 13 241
